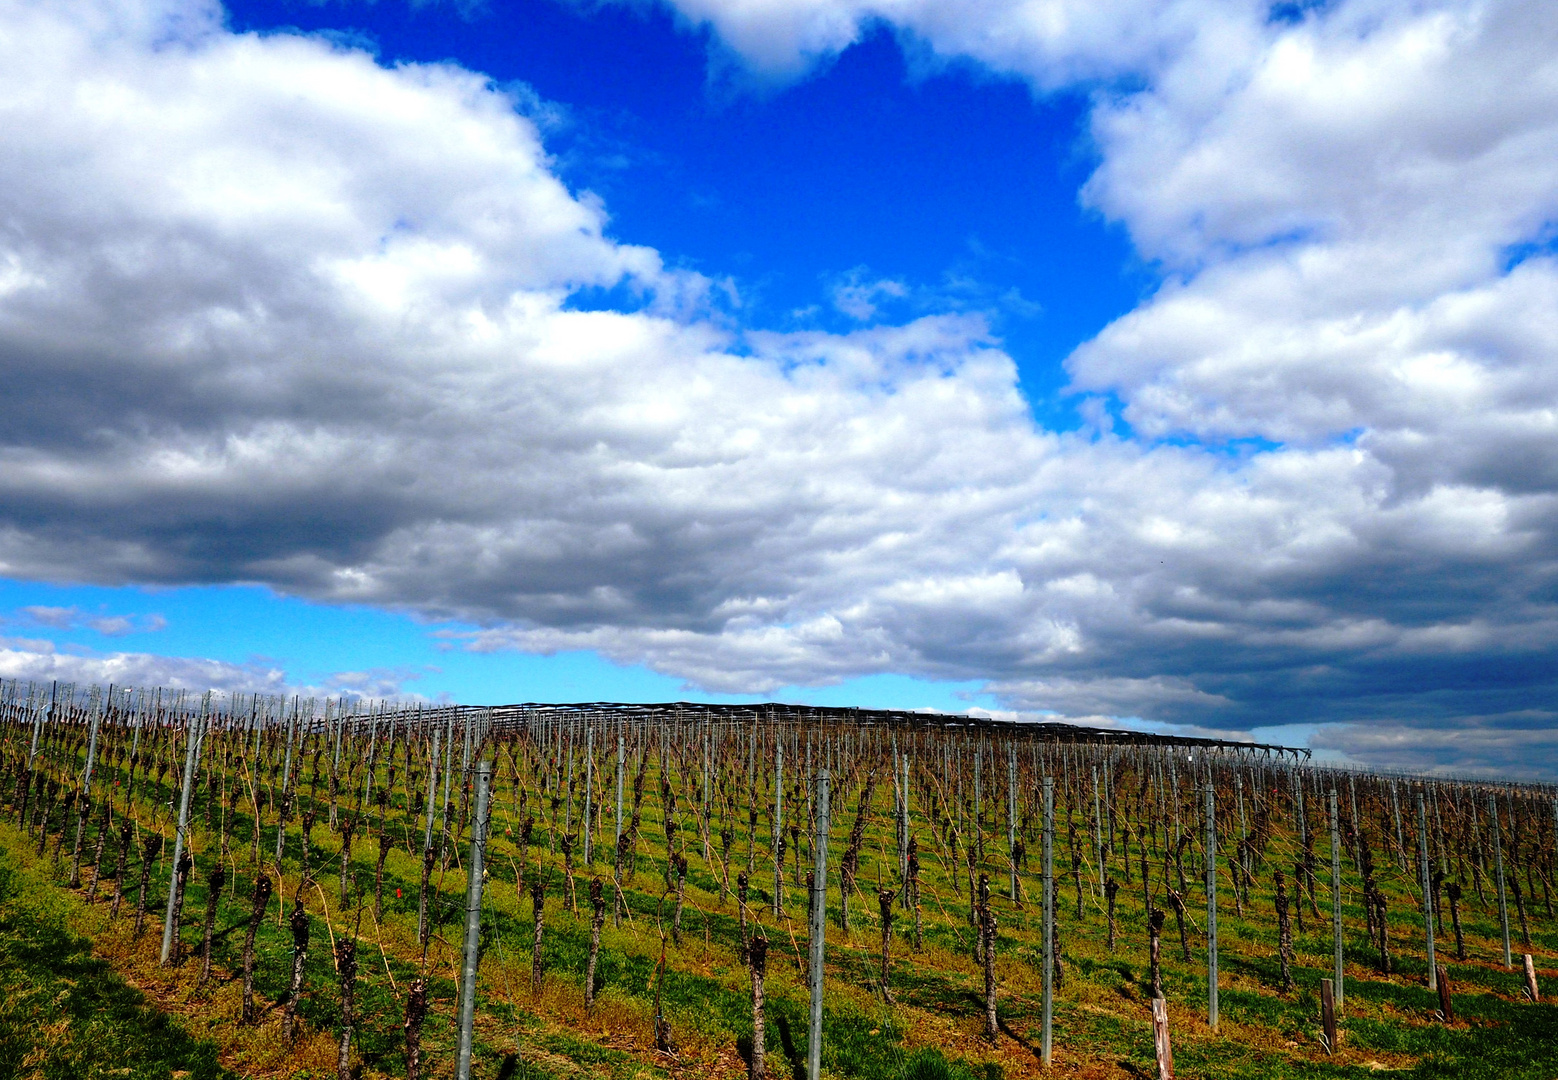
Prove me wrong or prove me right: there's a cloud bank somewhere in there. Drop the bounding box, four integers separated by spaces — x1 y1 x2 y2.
2 0 1557 773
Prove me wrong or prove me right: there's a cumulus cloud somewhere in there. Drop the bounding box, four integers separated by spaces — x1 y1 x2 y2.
3 0 1558 772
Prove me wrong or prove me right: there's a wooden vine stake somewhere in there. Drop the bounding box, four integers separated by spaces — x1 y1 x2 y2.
1436 964 1454 1023
1151 995 1173 1080
1319 978 1337 1053
1525 954 1540 1002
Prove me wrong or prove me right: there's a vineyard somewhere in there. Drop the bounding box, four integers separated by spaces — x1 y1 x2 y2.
0 679 1555 1080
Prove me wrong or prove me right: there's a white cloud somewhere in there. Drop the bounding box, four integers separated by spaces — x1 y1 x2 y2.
831 269 909 320
21 606 77 629
0 637 289 695
0 637 432 701
14 604 166 635
3 0 1558 772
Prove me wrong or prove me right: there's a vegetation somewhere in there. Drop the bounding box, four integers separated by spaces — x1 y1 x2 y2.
0 682 1554 1079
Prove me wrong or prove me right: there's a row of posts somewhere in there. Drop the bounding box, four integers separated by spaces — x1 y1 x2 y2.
6 680 1549 1080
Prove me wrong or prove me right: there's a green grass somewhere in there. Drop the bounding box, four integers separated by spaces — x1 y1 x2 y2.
0 847 231 1080
6 726 1558 1080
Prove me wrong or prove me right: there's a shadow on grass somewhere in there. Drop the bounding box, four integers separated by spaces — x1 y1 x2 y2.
0 852 231 1080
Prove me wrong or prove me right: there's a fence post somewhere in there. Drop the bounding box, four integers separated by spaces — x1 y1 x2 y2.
160 707 205 966
275 703 297 867
455 760 493 1080
1093 764 1105 889
1329 790 1344 1015
1007 743 1018 901
28 682 51 770
583 725 594 865
806 768 831 1080
773 739 785 918
1417 791 1436 991
70 700 104 886
1320 978 1337 1053
1042 776 1054 1067
1150 995 1173 1080
1490 793 1511 968
1205 780 1218 1032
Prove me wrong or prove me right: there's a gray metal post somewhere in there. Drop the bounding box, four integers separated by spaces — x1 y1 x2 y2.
455 760 493 1080
1390 781 1405 869
900 747 912 910
703 724 712 860
275 704 297 866
583 725 594 864
1330 790 1344 1015
27 682 52 769
1093 764 1105 888
564 732 575 835
1007 743 1018 900
438 714 455 848
1490 792 1511 968
1237 771 1248 894
160 709 205 965
80 701 102 795
1042 776 1054 1067
1205 781 1218 1031
361 708 380 809
615 732 625 848
806 769 831 1080
1417 791 1436 990
424 726 442 853
773 738 785 918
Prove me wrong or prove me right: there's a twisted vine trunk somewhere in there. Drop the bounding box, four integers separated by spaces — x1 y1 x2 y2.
1275 868 1294 992
878 887 897 1001
109 821 135 918
586 877 606 1007
198 865 227 984
241 874 274 1024
133 834 163 937
748 933 768 1080
1448 881 1466 960
403 977 429 1080
335 938 357 1080
85 800 112 901
980 879 999 1041
168 850 194 965
1149 907 1165 999
531 876 546 991
283 904 310 1042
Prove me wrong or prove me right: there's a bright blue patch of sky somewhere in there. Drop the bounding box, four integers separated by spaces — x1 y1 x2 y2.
1501 230 1558 273
0 578 1000 712
221 0 1151 428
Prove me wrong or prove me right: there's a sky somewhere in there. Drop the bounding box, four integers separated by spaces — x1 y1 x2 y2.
1 0 1556 777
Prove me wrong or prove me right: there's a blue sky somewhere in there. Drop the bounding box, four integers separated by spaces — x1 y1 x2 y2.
222 0 1148 417
3 0 1558 775
0 577 995 711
